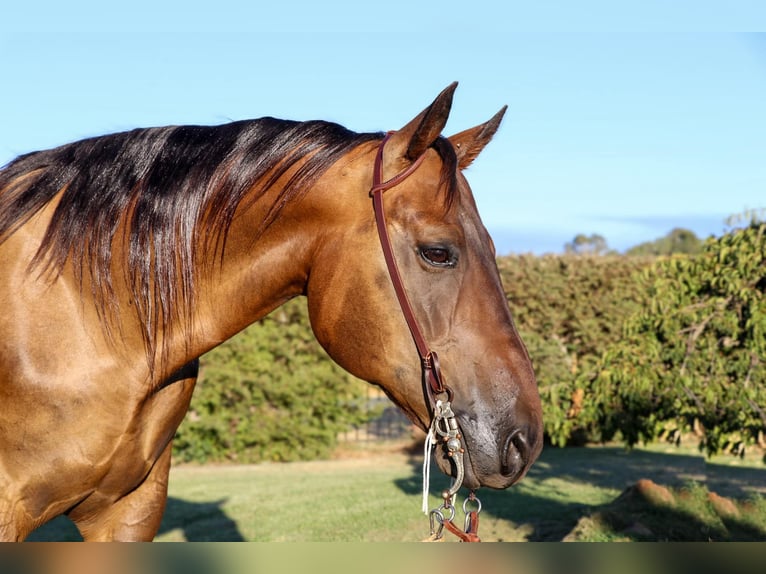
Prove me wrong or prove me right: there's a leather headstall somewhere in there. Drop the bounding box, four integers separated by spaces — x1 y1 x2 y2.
369 132 454 411
370 132 481 543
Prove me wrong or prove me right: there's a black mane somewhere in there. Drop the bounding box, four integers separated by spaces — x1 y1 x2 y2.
0 118 458 371
0 119 381 365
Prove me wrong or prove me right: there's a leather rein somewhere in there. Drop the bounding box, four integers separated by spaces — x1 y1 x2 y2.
369 132 481 542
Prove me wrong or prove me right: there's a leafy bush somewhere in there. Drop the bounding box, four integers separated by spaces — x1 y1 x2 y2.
498 255 652 446
172 222 765 462
173 299 371 463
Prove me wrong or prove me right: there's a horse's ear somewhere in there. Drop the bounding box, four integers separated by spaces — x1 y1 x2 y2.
388 82 458 162
448 105 507 169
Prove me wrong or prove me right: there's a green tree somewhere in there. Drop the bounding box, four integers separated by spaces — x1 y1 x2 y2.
564 233 610 255
586 221 766 455
626 227 703 256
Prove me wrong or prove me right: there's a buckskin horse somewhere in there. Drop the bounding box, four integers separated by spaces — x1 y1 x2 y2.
0 83 542 541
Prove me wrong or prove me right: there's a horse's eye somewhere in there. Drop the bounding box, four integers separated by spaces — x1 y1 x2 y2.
420 246 456 268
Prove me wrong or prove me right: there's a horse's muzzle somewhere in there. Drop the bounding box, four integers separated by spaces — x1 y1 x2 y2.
447 412 543 491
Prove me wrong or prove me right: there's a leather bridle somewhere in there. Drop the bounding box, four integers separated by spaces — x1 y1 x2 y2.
369 132 454 412
369 132 481 542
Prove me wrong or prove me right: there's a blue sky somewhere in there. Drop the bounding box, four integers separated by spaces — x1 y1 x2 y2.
2 2 765 254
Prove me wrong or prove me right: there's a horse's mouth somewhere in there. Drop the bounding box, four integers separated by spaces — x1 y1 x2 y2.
432 423 540 491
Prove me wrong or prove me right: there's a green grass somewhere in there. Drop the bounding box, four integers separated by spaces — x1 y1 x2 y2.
27 441 766 542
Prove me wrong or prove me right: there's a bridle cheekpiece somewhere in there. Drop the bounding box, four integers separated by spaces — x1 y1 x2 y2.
369 132 481 542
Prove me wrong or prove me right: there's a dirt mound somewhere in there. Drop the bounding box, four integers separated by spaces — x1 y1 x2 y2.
564 479 764 541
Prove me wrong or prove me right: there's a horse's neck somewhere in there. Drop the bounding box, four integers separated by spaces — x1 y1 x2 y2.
153 148 371 378
183 209 316 363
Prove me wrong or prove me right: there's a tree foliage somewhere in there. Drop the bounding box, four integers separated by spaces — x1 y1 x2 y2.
564 233 610 255
586 221 766 455
497 254 652 446
626 227 703 256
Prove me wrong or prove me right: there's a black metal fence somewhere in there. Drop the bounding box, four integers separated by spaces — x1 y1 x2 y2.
338 386 413 443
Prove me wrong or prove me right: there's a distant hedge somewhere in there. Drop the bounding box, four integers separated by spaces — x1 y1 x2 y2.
172 300 371 463
497 254 653 446
173 223 765 462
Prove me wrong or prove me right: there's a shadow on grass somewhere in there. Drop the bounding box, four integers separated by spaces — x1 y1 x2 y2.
395 445 766 541
26 497 244 541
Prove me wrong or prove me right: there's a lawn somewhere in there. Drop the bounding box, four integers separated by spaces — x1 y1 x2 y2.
27 440 766 542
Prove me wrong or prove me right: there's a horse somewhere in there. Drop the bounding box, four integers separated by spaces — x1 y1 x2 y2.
0 83 543 541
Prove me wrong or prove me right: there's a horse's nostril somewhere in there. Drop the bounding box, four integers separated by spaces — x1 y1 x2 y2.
502 427 534 480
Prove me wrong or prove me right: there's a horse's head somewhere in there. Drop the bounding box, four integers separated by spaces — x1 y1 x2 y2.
305 83 543 490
